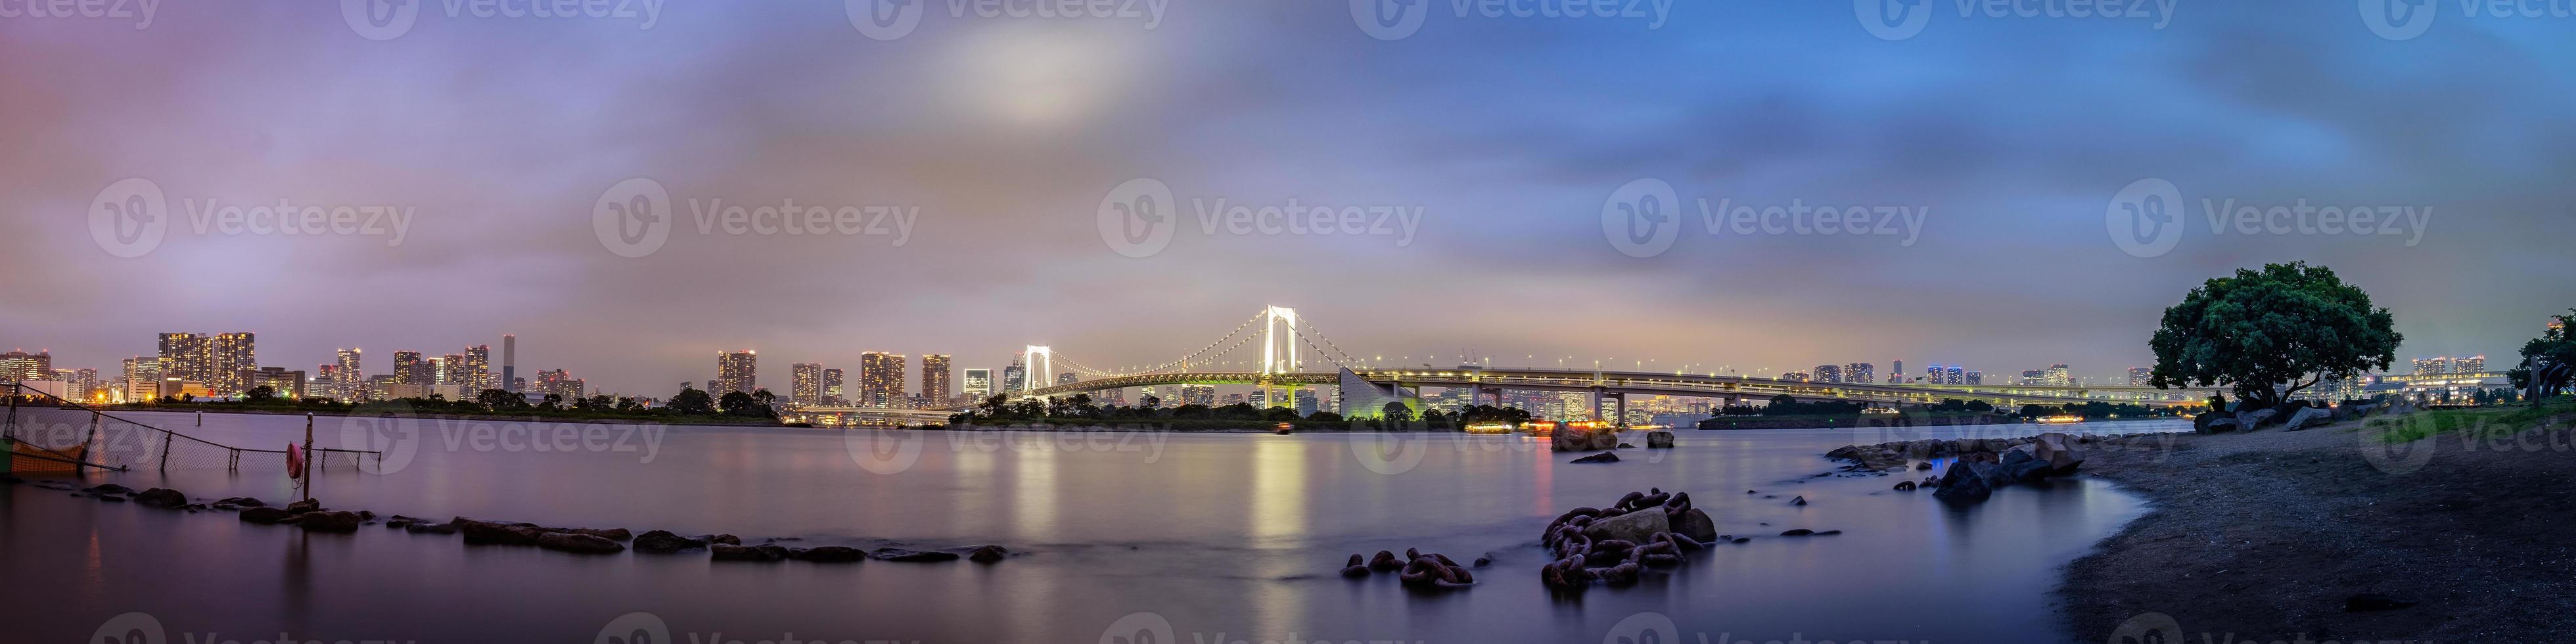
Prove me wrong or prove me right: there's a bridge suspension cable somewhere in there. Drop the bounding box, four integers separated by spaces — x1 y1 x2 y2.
1048 310 1270 378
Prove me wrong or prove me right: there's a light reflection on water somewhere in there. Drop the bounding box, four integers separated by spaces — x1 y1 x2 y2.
1 411 2180 644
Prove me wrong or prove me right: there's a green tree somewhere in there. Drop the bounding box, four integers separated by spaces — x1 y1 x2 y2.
243 385 278 403
666 387 717 415
476 388 526 411
1379 402 1415 424
2149 262 2401 411
2508 309 2576 403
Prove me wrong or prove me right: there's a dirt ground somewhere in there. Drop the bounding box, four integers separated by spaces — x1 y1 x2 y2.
2060 404 2576 643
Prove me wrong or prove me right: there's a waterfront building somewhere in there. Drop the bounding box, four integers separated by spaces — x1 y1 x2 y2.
336 349 365 400
922 354 952 405
1844 363 1875 386
962 369 993 400
243 367 306 398
1889 360 1904 384
0 350 50 382
823 368 846 403
1002 361 1026 394
463 345 494 392
716 350 758 394
2044 365 2072 386
1812 365 1842 384
860 352 905 407
792 363 825 405
393 351 431 386
1965 370 1983 385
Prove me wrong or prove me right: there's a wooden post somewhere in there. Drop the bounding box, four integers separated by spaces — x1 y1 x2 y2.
158 412 173 471
302 413 315 503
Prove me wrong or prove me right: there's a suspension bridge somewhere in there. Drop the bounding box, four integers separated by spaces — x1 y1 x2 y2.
805 305 2218 423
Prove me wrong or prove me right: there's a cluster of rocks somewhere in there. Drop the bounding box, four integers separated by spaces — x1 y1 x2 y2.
1536 488 1720 591
1826 432 2094 504
2196 400 2391 434
5 479 1007 564
1338 547 1479 590
1552 427 1675 453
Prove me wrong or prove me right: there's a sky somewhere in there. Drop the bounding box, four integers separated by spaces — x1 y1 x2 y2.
3 1 2572 396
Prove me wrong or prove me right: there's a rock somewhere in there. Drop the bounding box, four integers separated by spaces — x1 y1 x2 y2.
405 522 458 534
1934 462 1995 503
1552 426 1618 452
455 518 542 545
298 511 364 533
283 499 322 515
710 543 787 562
2282 407 2334 431
85 483 134 495
95 495 127 503
2000 444 2036 467
1916 462 1933 471
1581 506 1671 545
2004 459 2054 484
557 527 632 541
790 545 867 563
1569 452 1621 464
1790 495 1807 506
1368 550 1404 571
2195 411 2237 434
2237 408 2278 430
1667 508 1718 543
708 534 743 545
2032 432 2085 475
1780 529 1814 536
216 497 266 508
869 548 960 563
633 530 709 553
1472 555 1493 567
1644 431 1674 449
536 532 625 554
133 488 187 508
2345 593 2418 612
1341 554 1371 578
1893 480 1916 492
967 545 1008 563
240 507 290 524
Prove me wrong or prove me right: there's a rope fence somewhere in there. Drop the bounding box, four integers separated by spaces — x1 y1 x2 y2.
3 382 379 474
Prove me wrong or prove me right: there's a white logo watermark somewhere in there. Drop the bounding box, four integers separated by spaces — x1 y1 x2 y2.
87 178 414 258
340 0 664 41
845 0 1168 41
2105 177 2432 258
0 0 159 28
1602 177 1929 258
1351 0 1672 41
591 177 919 258
1095 178 1425 258
1853 0 2176 41
2355 0 2576 41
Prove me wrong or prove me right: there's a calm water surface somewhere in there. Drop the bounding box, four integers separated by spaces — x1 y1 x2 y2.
1 412 2182 643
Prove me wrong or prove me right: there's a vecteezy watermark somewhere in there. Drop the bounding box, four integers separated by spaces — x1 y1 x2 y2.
2356 408 2576 476
1094 177 1425 258
2105 610 2431 644
595 612 918 644
1599 612 1940 644
1600 177 1928 258
0 0 160 28
2104 178 2432 258
2357 0 2576 41
339 0 664 41
1852 0 2176 41
1096 611 1424 644
93 611 417 644
1350 0 1674 41
842 425 1172 475
86 178 414 258
337 408 668 476
843 0 1168 41
591 177 918 258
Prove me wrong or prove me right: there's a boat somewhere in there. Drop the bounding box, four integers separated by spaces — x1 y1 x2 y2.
1461 421 1515 434
1861 407 1899 416
1519 420 1557 436
2037 415 2086 425
3 437 91 475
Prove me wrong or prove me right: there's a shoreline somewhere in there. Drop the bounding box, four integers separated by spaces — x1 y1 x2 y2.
2059 404 2576 643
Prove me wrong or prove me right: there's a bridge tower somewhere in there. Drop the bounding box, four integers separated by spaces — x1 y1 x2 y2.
1023 346 1051 394
1258 306 1297 407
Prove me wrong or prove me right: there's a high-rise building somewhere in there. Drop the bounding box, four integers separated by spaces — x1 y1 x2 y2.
336 349 365 400
1812 365 1842 384
963 368 993 400
2128 367 2153 386
210 333 254 396
1946 366 1967 385
0 350 51 382
716 350 758 394
538 369 585 400
392 351 432 386
156 333 251 395
1843 363 1875 386
2454 356 2486 374
921 354 952 405
859 352 905 407
821 368 845 403
501 334 517 392
2043 364 2072 386
1295 388 1319 415
463 344 494 392
2412 357 2449 377
1925 365 1948 384
791 363 825 405
1780 371 1810 382
242 367 306 398
1180 384 1216 406
1964 370 1983 385
1001 361 1026 394
1889 360 1904 384
438 354 465 387
2019 369 2046 386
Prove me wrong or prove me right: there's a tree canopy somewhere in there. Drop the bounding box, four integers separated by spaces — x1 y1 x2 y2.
2508 309 2576 400
2148 262 2401 409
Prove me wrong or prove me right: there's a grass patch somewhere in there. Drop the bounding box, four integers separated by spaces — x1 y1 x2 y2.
2367 398 2576 444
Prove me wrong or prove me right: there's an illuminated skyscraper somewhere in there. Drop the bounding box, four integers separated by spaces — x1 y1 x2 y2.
2412 357 2449 376
1964 371 1982 385
2454 356 2485 374
860 352 905 407
1948 366 1967 385
0 350 50 382
1843 363 1874 386
1889 360 1904 384
716 350 758 394
1812 365 1842 383
336 349 364 400
2043 364 2071 386
463 344 494 392
1001 361 1026 394
963 368 993 400
392 351 429 385
2019 369 2046 386
2128 367 2153 387
823 368 846 403
500 334 517 392
921 354 952 405
791 363 825 405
